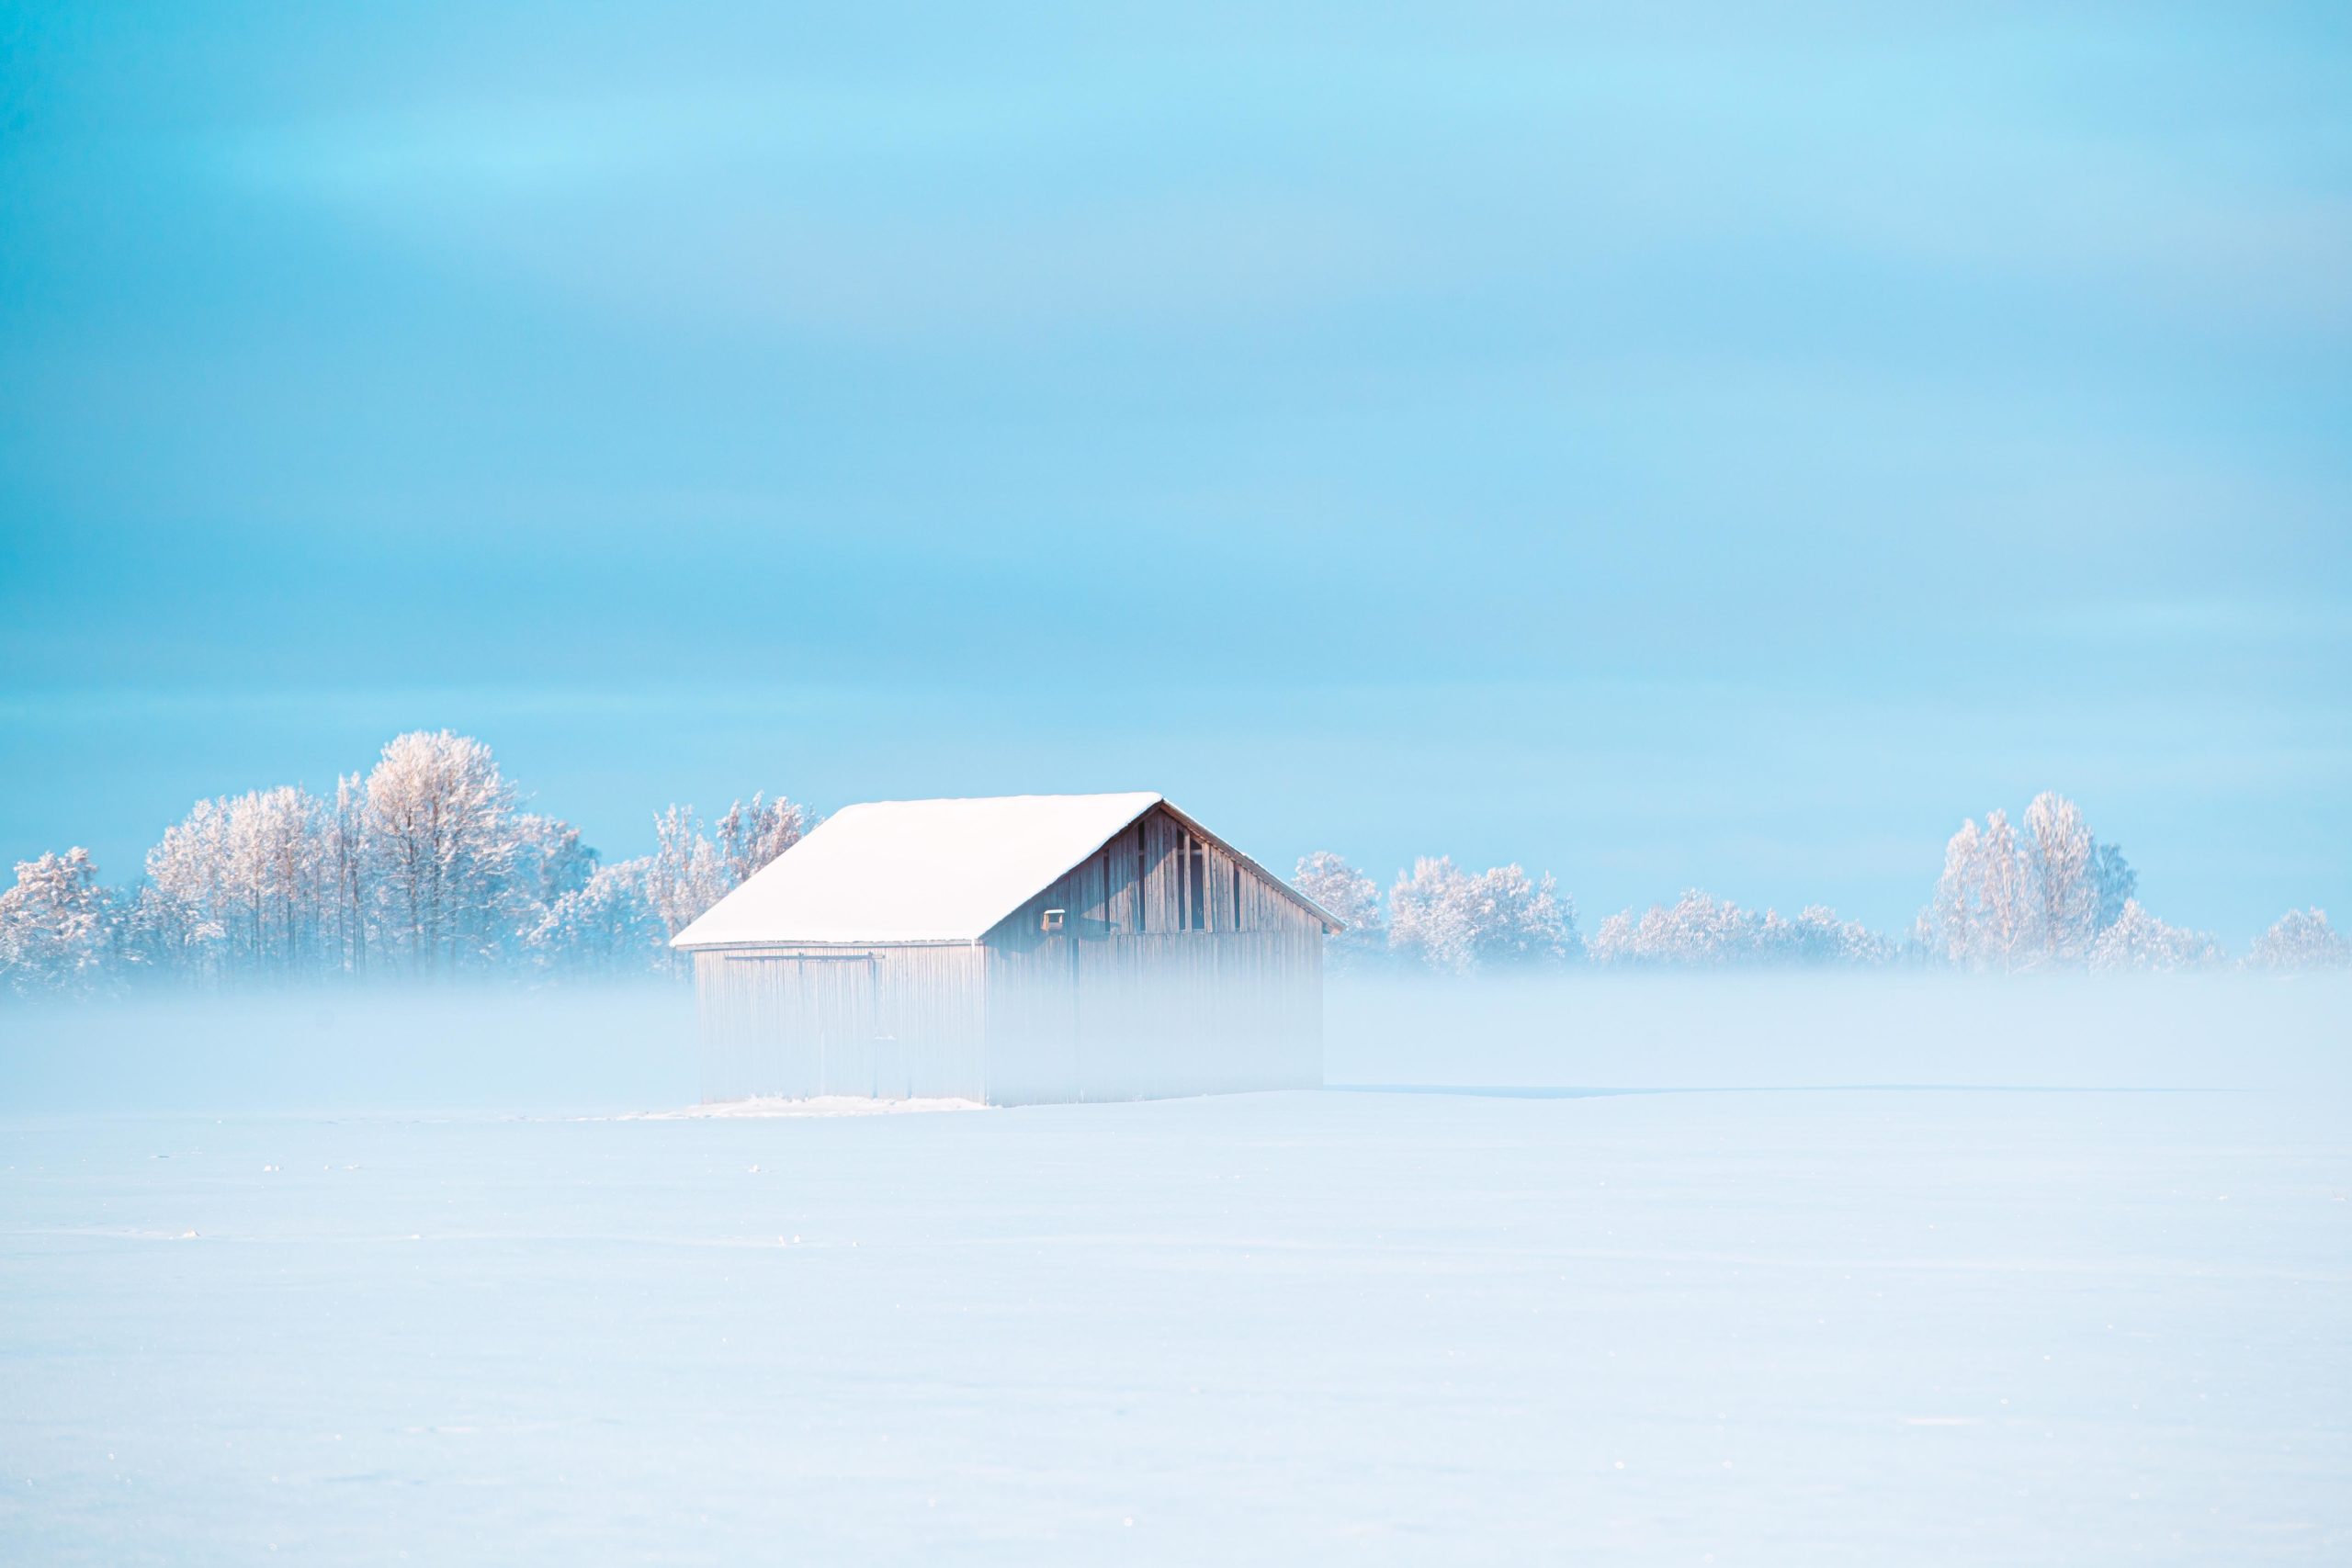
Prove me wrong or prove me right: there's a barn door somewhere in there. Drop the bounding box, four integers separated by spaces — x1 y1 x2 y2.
757 954 877 1098
807 956 877 1097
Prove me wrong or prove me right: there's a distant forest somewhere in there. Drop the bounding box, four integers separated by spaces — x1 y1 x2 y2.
2 729 2345 997
1298 800 2345 975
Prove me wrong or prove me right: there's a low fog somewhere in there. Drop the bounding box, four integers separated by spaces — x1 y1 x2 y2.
6 973 2344 1116
1 984 698 1114
1327 973 2352 1096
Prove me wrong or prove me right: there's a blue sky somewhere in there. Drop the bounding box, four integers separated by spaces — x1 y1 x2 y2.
3 1 2346 941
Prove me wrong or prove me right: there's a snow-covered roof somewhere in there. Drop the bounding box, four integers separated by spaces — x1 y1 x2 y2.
671 791 1334 949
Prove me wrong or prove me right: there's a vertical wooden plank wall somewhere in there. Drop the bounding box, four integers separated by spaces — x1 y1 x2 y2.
981 806 1327 1105
986 807 1311 943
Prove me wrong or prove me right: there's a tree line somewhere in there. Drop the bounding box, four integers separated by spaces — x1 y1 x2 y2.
0 730 803 996
1290 790 2345 976
2 740 2345 997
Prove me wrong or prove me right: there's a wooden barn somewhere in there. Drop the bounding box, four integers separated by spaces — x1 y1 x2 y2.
671 793 1340 1105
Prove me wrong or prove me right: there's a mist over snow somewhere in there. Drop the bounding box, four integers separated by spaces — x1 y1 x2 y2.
1325 972 2352 1096
6 971 2346 1119
0 982 696 1115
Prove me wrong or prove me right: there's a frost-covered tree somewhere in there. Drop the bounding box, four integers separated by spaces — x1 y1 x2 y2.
1387 857 1575 975
1929 794 2159 969
1929 809 2040 971
1930 794 2211 971
1760 905 1894 966
642 794 812 946
0 849 115 997
127 748 598 985
327 773 371 978
2086 900 2222 972
1292 852 1385 965
235 785 333 974
1589 909 1634 963
141 797 234 981
9 730 805 992
138 787 336 979
1590 891 1889 967
528 859 668 974
1928 818 1981 965
1589 890 1755 966
1973 810 2036 969
714 794 808 888
364 730 524 973
2090 841 2137 932
121 879 220 982
510 814 595 931
2025 792 2097 962
642 806 729 943
2247 908 2349 971
1388 857 1471 972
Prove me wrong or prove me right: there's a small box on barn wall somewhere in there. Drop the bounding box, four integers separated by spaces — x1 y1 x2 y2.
671 793 1342 1106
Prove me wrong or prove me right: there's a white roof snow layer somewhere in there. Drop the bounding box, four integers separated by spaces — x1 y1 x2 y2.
670 792 1168 948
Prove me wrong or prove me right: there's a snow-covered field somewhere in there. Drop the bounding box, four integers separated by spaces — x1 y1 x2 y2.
4 978 2347 1563
4 1082 2346 1562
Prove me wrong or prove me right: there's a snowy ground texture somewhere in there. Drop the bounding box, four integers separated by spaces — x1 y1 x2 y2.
5 1077 2348 1564
617 1095 986 1120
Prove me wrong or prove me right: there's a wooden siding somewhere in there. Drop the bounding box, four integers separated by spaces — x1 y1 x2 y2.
980 806 1325 1104
694 943 987 1101
989 805 1327 951
694 806 1325 1105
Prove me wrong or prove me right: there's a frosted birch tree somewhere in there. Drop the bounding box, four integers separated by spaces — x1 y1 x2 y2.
2086 901 2222 971
6 731 812 991
1928 818 1982 965
237 785 332 975
1929 809 2040 970
643 794 813 947
1389 858 1476 974
123 879 219 982
363 730 521 974
1388 857 1575 974
1292 852 1385 964
2024 792 2097 962
529 859 668 973
1761 906 1894 965
510 814 596 947
2247 908 2349 971
643 807 728 943
715 794 808 888
141 798 234 981
138 787 335 979
1929 795 2168 969
1588 909 1638 964
1974 810 2036 969
1589 890 1755 965
327 773 370 979
1589 893 1890 966
0 849 115 996
2090 841 2137 931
